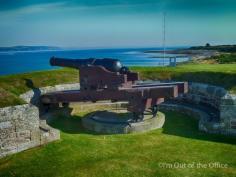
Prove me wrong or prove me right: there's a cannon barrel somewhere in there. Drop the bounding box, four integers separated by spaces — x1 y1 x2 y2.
50 57 123 72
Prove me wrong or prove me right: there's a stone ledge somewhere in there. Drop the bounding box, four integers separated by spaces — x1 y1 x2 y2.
160 81 236 136
159 103 230 135
2 81 236 158
82 110 165 134
188 82 227 99
20 83 80 104
0 104 60 158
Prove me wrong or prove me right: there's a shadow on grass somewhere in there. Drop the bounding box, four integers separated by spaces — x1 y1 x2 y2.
47 109 100 135
48 107 236 145
48 110 132 135
162 111 236 145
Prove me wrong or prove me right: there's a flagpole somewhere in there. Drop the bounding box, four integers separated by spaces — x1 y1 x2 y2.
162 12 166 66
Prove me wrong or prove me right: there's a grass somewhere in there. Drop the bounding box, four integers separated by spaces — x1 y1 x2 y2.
0 63 236 108
0 68 78 107
207 53 236 64
132 63 236 93
195 53 236 64
0 110 236 177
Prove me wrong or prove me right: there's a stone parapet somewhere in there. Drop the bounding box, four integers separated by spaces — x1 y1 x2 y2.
159 103 226 134
164 82 236 136
1 81 236 158
20 83 80 104
1 83 79 158
0 104 59 158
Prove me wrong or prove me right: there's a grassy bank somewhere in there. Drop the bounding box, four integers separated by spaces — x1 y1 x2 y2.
0 63 236 108
0 110 236 177
0 68 78 107
195 53 236 64
133 63 236 93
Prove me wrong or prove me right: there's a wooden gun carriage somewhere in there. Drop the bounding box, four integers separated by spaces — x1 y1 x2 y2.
41 57 188 121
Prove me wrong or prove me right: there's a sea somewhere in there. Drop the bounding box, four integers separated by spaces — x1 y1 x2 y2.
0 47 189 75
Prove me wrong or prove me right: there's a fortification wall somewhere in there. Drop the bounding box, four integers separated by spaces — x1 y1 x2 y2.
1 82 235 158
0 83 80 158
0 104 59 158
163 82 236 135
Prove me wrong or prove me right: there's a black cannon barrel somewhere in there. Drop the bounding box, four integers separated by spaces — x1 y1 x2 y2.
50 57 123 72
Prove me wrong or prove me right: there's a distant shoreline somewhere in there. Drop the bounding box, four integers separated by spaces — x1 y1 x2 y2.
145 49 219 60
144 44 236 60
0 46 61 53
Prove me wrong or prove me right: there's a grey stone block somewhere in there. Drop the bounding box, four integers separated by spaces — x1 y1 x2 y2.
0 130 16 140
221 94 236 105
82 111 165 134
215 88 227 97
220 105 236 119
0 102 60 158
20 83 80 104
0 121 13 129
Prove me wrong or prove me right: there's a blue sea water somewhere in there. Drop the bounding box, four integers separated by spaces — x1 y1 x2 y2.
0 47 189 75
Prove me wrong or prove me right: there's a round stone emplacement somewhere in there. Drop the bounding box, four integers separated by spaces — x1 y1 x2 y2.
82 110 165 134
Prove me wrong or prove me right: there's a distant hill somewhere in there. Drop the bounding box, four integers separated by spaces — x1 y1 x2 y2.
0 46 61 52
189 45 236 53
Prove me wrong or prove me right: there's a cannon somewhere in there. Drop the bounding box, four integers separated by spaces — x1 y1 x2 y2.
41 57 188 121
50 57 124 73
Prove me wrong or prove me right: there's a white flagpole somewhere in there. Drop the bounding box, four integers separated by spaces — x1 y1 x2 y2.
162 12 166 66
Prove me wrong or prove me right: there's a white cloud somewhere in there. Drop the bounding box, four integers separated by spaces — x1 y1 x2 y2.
0 2 67 16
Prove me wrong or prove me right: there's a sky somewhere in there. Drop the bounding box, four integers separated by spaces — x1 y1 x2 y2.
0 0 236 48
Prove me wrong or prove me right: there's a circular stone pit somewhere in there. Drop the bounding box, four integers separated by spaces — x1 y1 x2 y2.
82 110 165 134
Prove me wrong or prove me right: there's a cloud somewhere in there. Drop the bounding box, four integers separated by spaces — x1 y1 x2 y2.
1 0 235 16
0 0 151 11
0 0 61 11
0 0 164 19
0 0 235 47
0 1 67 17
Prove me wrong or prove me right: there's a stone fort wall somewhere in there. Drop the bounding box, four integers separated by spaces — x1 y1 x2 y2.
0 84 80 158
1 82 236 158
161 82 236 135
0 104 59 158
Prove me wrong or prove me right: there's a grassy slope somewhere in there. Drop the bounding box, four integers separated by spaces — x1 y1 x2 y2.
0 63 236 108
211 53 236 64
197 53 236 64
0 68 79 107
0 111 236 177
132 63 236 93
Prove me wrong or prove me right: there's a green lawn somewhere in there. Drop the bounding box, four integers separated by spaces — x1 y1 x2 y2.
209 53 236 64
0 63 236 108
133 63 236 94
0 68 78 107
0 111 236 177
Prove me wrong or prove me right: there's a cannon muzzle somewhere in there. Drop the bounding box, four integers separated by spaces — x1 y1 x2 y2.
50 57 123 72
